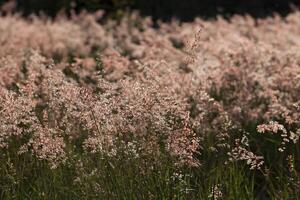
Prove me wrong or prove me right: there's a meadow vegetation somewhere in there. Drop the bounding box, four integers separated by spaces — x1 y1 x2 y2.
0 10 300 199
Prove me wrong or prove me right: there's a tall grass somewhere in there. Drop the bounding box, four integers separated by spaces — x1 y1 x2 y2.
0 10 300 199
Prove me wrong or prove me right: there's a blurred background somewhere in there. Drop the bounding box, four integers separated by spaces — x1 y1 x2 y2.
1 0 300 20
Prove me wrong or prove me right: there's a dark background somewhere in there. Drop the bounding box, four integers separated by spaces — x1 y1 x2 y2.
1 0 300 20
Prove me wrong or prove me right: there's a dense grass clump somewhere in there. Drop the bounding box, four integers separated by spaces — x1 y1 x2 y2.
0 10 300 199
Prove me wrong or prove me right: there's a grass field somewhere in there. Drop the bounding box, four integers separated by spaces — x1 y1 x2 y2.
0 9 300 199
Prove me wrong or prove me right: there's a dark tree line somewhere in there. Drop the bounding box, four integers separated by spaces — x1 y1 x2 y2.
135 0 300 20
1 0 300 20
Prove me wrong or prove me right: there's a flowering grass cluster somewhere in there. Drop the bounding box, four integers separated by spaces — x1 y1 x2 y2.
0 10 300 199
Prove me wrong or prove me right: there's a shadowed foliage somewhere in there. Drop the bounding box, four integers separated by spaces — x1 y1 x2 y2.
1 0 300 20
